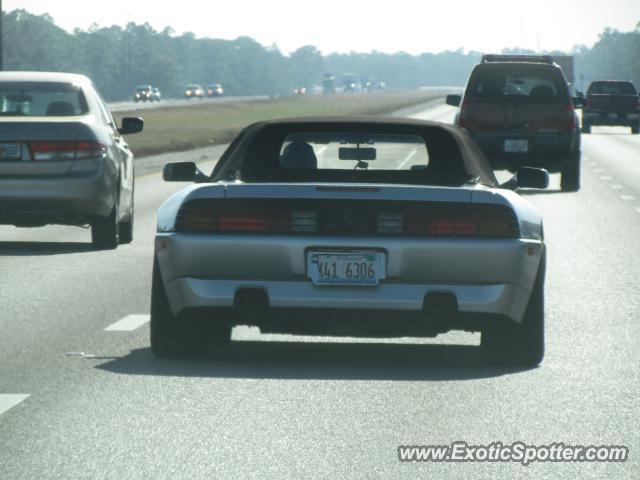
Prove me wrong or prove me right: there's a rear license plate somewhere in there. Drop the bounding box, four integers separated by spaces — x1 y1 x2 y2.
307 251 385 286
0 142 21 160
504 139 528 153
608 113 618 119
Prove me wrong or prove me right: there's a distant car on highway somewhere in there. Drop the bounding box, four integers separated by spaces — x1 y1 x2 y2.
0 71 144 249
207 83 224 97
185 84 205 100
582 80 639 134
152 117 549 366
133 84 154 102
447 54 583 191
151 87 162 102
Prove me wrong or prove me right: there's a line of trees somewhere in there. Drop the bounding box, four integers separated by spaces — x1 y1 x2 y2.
2 9 639 101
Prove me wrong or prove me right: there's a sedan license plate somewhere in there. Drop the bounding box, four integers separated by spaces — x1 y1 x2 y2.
608 113 618 119
0 142 21 160
307 251 384 286
504 139 528 153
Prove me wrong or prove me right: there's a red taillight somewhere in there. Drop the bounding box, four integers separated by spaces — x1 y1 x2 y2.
29 141 106 161
457 102 469 129
405 215 516 237
565 103 576 129
217 213 290 232
406 218 478 236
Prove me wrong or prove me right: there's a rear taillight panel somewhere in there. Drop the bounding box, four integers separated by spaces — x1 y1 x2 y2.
28 141 106 161
175 199 520 238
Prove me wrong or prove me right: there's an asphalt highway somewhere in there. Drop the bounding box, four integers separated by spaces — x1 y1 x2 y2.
0 101 638 479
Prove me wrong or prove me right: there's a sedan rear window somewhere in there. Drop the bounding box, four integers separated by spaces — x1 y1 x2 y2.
472 68 560 103
0 82 88 116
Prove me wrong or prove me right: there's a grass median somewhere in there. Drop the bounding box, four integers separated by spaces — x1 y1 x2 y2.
114 90 447 157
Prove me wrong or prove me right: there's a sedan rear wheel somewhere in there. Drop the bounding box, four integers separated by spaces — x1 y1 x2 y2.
632 124 639 135
481 253 545 367
150 257 231 358
118 192 134 244
91 202 119 250
581 122 591 134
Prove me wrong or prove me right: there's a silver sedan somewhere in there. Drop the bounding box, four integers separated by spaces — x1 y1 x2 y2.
153 117 549 365
0 71 143 249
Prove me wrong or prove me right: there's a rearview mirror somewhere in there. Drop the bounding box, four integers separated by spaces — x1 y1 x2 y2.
118 117 144 135
339 147 376 161
446 94 461 107
163 162 197 182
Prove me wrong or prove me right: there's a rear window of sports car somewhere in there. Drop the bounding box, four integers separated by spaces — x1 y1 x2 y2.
0 82 88 116
279 133 429 171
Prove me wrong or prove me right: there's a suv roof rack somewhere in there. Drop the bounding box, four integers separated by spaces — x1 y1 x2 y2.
481 54 555 64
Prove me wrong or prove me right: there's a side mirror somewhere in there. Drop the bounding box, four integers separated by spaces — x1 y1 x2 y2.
118 117 144 135
572 96 585 109
163 162 197 182
446 94 461 107
499 167 549 190
516 167 549 189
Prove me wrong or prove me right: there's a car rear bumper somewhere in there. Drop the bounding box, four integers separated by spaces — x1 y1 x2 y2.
0 160 115 225
165 277 531 325
583 111 639 126
156 233 544 325
469 130 579 170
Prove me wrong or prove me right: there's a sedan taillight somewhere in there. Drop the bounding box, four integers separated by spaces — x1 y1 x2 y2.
29 141 106 161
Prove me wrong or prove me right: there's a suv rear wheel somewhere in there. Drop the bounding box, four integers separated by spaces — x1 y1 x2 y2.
560 153 580 192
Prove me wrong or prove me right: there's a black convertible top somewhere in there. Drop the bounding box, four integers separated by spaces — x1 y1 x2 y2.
210 117 499 187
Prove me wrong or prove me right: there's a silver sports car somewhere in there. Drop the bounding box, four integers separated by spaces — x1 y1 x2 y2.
153 117 549 365
0 72 143 248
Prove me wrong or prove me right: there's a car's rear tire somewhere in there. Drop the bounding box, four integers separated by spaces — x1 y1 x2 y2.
118 192 134 244
481 252 545 367
150 257 231 358
560 153 580 192
632 124 639 135
581 122 591 134
91 203 119 250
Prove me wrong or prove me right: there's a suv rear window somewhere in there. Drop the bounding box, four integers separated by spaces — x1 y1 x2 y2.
0 82 88 116
471 68 560 103
588 82 637 95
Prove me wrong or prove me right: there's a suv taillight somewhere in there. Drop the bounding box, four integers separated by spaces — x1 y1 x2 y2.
565 103 576 130
458 102 469 129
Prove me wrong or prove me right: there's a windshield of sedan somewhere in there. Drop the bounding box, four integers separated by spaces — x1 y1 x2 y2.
0 81 88 116
279 133 429 171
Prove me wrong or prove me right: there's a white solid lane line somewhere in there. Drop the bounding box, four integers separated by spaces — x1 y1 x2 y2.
0 394 30 416
104 314 150 332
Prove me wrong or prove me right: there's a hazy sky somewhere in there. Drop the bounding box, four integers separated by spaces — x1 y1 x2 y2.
5 0 640 54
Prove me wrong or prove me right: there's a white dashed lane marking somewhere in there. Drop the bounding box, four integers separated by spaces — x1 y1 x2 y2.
610 184 623 190
0 394 30 416
104 314 150 332
621 195 636 201
600 175 613 181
